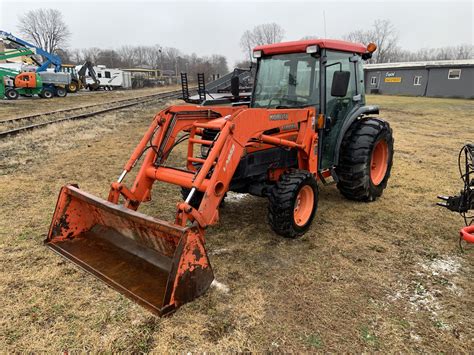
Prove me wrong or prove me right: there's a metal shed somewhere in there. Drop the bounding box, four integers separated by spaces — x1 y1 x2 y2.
364 60 474 99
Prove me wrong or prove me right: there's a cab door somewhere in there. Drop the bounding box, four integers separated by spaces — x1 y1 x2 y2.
320 50 361 169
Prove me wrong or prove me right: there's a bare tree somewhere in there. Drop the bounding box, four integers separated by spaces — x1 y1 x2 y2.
117 45 137 67
96 49 122 68
55 48 70 63
144 45 163 69
240 23 285 60
388 44 473 62
67 42 230 82
235 59 252 69
344 19 398 63
81 47 101 63
453 44 473 59
163 47 181 70
69 48 83 64
17 8 71 54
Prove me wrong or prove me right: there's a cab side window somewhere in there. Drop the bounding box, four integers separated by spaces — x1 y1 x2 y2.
322 51 359 167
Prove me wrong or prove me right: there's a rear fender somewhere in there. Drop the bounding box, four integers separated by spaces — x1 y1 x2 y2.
333 105 380 165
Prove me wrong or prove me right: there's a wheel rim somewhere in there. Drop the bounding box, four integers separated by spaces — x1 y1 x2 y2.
370 139 389 185
294 185 314 227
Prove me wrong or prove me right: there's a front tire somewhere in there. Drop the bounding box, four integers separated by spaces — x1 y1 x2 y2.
336 117 394 201
5 89 19 100
67 82 78 93
268 170 318 238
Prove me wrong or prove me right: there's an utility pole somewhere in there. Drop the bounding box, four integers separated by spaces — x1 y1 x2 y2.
159 47 163 75
175 56 179 84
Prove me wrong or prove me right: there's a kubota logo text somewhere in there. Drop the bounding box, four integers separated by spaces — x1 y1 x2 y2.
269 113 289 121
223 143 235 172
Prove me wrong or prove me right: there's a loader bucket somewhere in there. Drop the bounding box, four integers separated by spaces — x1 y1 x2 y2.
45 185 214 316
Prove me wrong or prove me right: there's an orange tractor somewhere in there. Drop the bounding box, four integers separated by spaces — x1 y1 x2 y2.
46 39 394 315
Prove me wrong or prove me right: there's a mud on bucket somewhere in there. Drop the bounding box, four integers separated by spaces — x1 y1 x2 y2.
45 185 214 316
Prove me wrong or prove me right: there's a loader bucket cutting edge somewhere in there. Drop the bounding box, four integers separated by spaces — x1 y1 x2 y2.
45 185 214 316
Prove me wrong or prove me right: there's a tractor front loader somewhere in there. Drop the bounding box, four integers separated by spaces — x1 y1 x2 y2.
46 39 394 316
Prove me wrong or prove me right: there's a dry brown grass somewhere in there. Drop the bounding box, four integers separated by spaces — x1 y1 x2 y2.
0 94 473 352
0 85 180 120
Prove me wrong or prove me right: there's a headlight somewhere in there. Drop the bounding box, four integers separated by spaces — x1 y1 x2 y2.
306 45 319 54
253 50 262 58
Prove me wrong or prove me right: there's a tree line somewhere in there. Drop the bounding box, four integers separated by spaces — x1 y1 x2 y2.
343 19 472 63
15 8 229 80
240 20 473 64
59 45 229 80
13 8 474 77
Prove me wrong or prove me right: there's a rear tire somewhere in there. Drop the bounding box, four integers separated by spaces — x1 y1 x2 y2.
41 88 54 99
56 87 67 97
5 89 19 100
336 117 394 201
268 170 318 238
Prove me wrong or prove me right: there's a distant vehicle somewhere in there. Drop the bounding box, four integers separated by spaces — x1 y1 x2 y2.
0 49 68 99
0 68 67 99
85 65 132 90
61 62 100 92
0 30 72 96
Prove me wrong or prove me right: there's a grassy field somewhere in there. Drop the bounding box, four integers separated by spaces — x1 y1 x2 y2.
0 93 473 352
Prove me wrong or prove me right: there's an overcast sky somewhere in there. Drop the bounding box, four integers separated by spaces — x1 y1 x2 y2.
1 0 472 66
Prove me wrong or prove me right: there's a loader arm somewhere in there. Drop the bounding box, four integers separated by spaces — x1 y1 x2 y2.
110 105 317 230
180 107 317 228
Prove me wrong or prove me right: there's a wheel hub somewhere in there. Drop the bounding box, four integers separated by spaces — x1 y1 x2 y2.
294 185 314 226
370 139 389 185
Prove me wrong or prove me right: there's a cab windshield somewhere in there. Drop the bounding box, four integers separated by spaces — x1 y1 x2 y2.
252 53 320 109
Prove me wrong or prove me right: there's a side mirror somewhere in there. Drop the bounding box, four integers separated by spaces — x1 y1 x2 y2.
331 71 350 97
230 76 240 97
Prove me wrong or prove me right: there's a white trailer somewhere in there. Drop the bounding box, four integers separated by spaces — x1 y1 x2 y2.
85 65 132 90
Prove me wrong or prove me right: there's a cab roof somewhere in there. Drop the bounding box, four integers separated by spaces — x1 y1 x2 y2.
254 39 367 55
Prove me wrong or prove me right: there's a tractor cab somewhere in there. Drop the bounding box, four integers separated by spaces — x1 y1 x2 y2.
250 39 377 170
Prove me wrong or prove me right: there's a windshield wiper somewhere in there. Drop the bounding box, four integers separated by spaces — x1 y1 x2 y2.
275 103 318 109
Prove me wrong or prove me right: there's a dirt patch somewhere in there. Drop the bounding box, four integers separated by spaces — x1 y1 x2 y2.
0 95 473 352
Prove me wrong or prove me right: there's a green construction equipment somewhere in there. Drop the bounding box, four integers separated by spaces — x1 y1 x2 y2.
0 49 67 99
0 67 46 100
